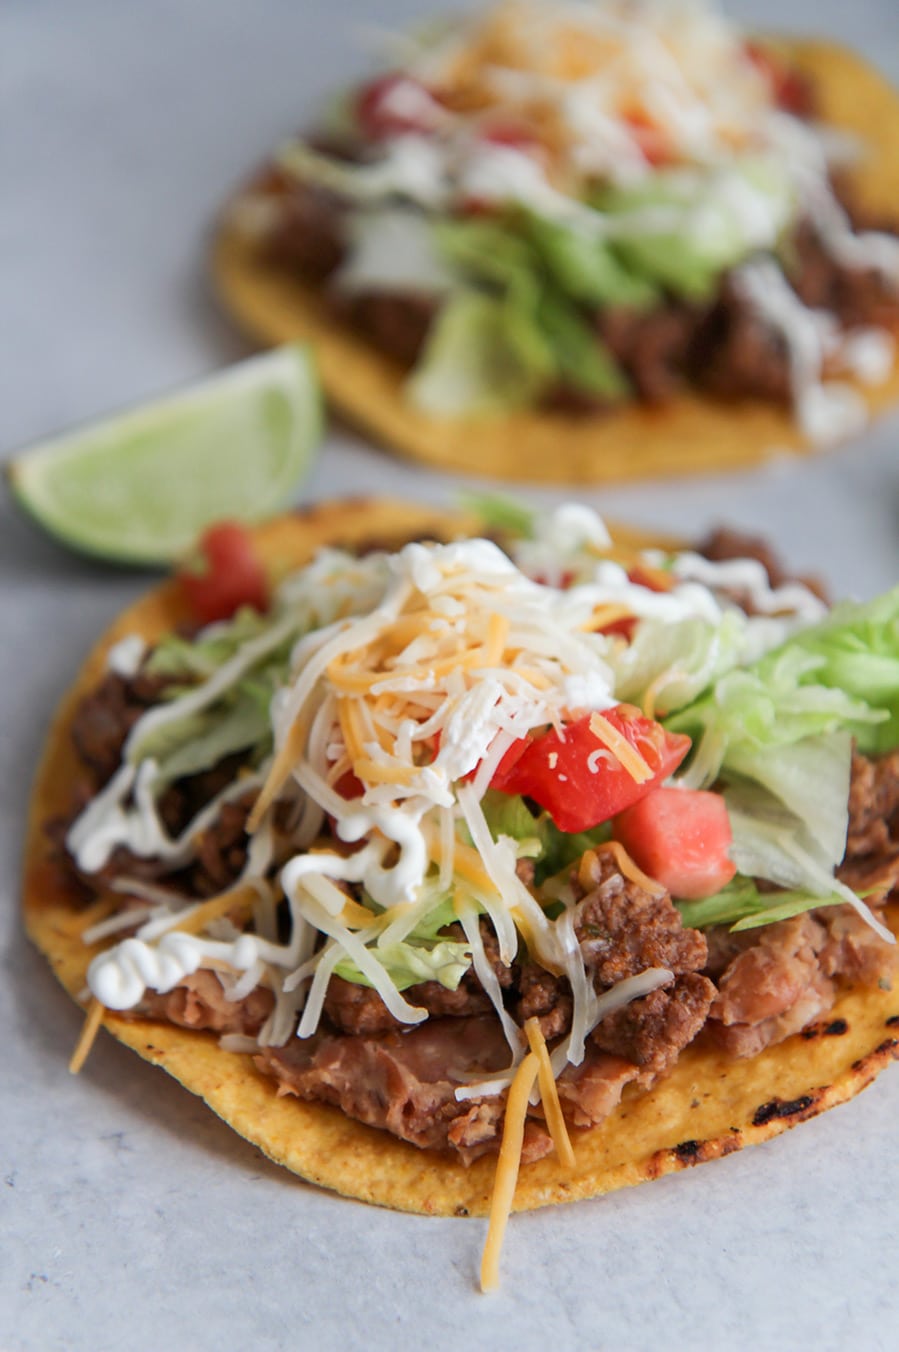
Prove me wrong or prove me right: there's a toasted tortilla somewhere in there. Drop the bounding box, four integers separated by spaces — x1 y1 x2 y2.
23 498 899 1216
211 42 899 485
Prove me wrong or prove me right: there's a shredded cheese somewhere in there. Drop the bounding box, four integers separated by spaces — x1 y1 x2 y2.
524 1017 575 1169
593 840 666 897
167 882 262 937
589 711 652 783
480 1050 540 1293
69 997 106 1075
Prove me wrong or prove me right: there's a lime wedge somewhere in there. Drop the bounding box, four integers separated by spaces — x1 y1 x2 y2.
6 344 322 564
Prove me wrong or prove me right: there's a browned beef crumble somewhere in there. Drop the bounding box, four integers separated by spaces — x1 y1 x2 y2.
598 303 702 404
261 177 348 282
572 848 709 985
71 670 170 787
330 292 438 368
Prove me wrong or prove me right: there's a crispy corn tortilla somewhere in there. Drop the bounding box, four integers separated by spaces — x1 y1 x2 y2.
211 42 899 485
23 498 899 1217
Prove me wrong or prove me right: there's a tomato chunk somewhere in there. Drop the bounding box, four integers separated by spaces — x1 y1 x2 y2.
490 705 690 833
178 522 269 624
356 74 437 140
743 41 810 115
612 787 736 900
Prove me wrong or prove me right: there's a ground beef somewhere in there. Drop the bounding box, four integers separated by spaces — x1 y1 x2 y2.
188 792 255 896
695 526 830 604
688 277 793 403
789 217 899 330
260 174 348 283
330 292 437 368
572 849 708 987
70 670 170 787
591 972 715 1074
515 961 573 1041
598 303 701 403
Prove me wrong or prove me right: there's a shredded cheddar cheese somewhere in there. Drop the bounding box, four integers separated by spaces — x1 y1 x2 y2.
588 711 652 783
69 997 106 1075
480 1050 541 1292
169 882 262 936
595 840 666 896
524 1017 575 1169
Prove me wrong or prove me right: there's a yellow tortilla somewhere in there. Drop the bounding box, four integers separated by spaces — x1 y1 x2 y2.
23 499 899 1216
211 42 899 485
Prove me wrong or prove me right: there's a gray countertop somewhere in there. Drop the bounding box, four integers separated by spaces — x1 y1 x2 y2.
3 3 898 1349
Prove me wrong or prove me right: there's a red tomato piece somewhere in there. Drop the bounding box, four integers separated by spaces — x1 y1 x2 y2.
356 73 437 140
490 705 690 833
621 108 671 167
178 522 269 624
744 41 810 116
480 119 542 154
612 787 737 900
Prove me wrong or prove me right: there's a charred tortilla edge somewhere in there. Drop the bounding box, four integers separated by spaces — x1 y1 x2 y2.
210 41 899 485
22 499 899 1217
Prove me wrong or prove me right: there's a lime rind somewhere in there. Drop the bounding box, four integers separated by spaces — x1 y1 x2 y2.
7 344 322 564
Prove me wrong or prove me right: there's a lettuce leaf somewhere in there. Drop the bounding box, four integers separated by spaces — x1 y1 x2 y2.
522 213 659 308
412 218 629 413
334 938 473 992
611 609 750 717
594 157 795 300
666 645 885 788
408 288 551 415
776 588 899 755
676 875 847 932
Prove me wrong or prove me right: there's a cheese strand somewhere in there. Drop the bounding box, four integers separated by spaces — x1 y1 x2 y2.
480 1050 540 1293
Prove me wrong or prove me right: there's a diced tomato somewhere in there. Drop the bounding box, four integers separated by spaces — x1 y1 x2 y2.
612 787 737 900
599 616 637 641
626 564 673 594
490 704 690 833
178 522 269 624
334 769 365 799
356 73 437 140
621 108 671 167
480 119 542 154
744 41 810 116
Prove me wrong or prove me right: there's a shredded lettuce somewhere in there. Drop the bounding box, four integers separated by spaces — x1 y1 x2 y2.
141 692 273 784
776 588 899 755
611 609 750 717
666 646 886 789
460 492 537 540
522 213 658 308
479 789 610 884
145 608 278 683
334 894 470 992
676 875 848 933
408 288 551 415
594 157 795 300
410 218 629 414
334 938 473 992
